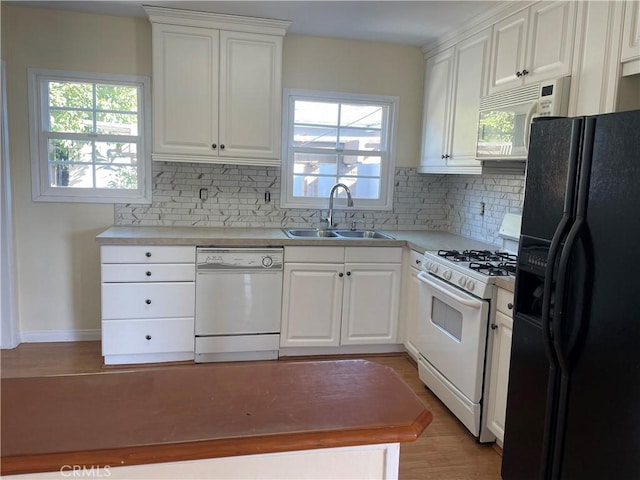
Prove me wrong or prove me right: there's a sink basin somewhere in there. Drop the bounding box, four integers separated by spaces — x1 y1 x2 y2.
283 228 394 240
333 230 395 239
284 229 338 238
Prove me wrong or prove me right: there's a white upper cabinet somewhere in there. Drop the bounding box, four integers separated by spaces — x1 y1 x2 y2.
152 24 219 158
621 0 640 65
420 48 455 172
218 31 283 160
488 2 576 94
419 28 490 174
145 7 289 166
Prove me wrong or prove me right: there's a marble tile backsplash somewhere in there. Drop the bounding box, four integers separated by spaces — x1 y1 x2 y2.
114 162 525 245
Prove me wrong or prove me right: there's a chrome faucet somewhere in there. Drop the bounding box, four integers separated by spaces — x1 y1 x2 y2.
322 183 354 228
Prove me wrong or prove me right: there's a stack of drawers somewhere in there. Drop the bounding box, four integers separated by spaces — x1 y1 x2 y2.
101 245 196 365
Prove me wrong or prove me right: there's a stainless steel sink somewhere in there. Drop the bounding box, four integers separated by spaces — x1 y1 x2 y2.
333 230 395 239
283 228 394 240
283 229 338 238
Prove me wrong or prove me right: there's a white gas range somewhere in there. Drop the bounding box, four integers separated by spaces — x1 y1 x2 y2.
415 216 520 442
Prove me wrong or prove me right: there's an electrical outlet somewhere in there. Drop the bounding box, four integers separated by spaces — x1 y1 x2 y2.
199 188 208 201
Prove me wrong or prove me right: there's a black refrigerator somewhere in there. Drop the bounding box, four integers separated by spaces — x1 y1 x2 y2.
502 109 640 480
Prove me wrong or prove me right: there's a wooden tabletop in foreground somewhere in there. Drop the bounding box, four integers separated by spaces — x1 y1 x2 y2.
1 359 432 475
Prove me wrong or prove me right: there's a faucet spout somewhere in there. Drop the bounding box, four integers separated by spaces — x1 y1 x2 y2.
323 183 354 228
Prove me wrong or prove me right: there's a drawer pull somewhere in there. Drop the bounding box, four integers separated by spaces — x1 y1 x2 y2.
145 299 152 305
145 271 152 277
491 324 498 330
145 252 152 258
145 335 152 340
507 302 513 310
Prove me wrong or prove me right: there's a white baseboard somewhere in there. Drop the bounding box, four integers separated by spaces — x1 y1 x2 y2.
19 329 101 344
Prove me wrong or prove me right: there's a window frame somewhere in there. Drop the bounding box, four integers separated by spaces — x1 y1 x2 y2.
28 68 152 203
280 89 398 211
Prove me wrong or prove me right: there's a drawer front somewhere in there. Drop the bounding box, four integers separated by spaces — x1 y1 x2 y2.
496 287 514 316
284 247 345 263
102 283 195 319
102 318 194 355
345 247 403 263
101 264 195 283
101 245 195 264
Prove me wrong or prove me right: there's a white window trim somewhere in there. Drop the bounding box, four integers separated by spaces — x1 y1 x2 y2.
280 89 398 211
28 68 152 204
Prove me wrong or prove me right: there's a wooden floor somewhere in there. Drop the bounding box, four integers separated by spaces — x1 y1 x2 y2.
1 343 502 479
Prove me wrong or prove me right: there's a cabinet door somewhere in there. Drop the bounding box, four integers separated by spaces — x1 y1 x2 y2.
449 28 491 167
486 309 514 444
403 265 421 360
280 263 343 347
524 1 576 84
419 48 454 171
152 24 219 157
488 9 529 94
219 31 282 161
341 263 401 345
621 0 640 62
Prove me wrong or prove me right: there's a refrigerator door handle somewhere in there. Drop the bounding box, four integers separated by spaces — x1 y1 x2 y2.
553 218 584 373
552 117 596 374
541 118 584 366
541 214 570 365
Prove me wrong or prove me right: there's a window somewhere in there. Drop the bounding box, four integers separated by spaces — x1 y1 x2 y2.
281 89 398 210
28 69 151 203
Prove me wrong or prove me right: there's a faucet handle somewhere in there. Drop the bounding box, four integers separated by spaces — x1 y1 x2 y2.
350 219 365 231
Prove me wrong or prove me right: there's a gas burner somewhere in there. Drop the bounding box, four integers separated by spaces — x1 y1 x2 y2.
469 262 512 277
466 250 502 262
498 261 517 275
437 249 471 262
495 252 518 262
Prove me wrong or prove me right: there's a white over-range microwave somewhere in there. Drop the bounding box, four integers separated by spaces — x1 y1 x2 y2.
476 76 571 161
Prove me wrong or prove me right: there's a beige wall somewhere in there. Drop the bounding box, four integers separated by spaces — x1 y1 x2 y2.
4 5 424 337
4 5 151 336
283 34 424 167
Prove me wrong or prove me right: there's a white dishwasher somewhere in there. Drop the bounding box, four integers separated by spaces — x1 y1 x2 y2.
195 248 283 362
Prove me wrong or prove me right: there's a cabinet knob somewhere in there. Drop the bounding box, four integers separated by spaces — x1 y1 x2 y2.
415 259 421 265
516 71 522 77
211 143 217 149
522 69 529 76
346 271 351 276
220 144 225 150
145 271 152 277
441 154 445 159
507 302 514 310
444 154 450 159
491 324 498 330
338 272 344 277
145 335 152 340
145 252 152 258
145 299 152 305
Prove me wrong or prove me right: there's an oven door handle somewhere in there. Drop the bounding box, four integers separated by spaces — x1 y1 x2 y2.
417 271 484 309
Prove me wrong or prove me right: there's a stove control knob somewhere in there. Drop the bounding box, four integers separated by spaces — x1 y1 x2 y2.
443 270 452 280
262 256 274 268
430 264 439 274
466 279 476 292
424 261 431 270
458 277 467 288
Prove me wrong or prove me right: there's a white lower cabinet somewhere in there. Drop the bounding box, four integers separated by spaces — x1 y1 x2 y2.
402 249 423 361
486 287 514 445
280 247 402 349
100 245 196 365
